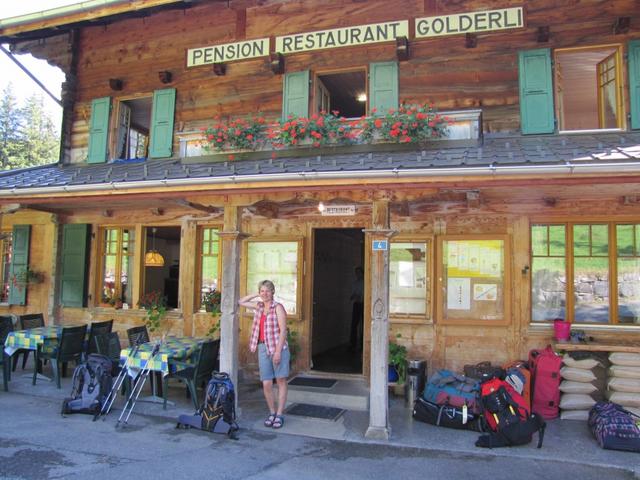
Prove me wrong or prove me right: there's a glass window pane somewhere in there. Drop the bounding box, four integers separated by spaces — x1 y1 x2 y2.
390 242 428 315
0 236 12 303
247 241 298 315
573 225 590 256
531 225 548 256
549 225 566 256
531 257 566 321
617 225 635 256
591 225 609 256
617 257 640 325
574 257 609 324
200 228 220 308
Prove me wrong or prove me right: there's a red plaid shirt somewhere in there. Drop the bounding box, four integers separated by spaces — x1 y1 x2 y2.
249 301 287 355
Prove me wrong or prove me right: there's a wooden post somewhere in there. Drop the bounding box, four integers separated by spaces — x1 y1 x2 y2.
364 199 395 440
179 218 197 336
218 206 249 411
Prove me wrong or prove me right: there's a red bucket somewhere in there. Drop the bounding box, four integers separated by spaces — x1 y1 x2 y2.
554 319 571 341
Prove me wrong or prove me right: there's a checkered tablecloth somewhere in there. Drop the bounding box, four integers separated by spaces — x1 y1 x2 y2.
120 336 209 376
3 326 62 356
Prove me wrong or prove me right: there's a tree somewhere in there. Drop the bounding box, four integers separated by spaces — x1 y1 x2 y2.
0 83 60 170
0 83 22 170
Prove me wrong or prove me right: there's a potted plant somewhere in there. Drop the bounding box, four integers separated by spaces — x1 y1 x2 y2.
138 290 168 334
202 289 222 314
389 335 408 396
10 267 44 291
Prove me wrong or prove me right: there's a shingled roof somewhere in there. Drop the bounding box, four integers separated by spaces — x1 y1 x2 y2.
0 132 639 195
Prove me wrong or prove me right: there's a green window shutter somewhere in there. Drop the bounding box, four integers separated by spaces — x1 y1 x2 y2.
149 88 176 158
8 225 30 306
282 71 310 120
87 97 111 163
629 40 640 130
369 61 399 115
60 224 90 308
518 49 555 134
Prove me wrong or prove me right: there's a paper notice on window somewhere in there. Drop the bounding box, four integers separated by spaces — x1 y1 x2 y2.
447 277 471 310
473 283 497 301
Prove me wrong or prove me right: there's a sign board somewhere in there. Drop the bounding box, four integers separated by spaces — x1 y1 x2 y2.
372 240 388 251
321 205 356 216
187 38 270 67
415 7 523 39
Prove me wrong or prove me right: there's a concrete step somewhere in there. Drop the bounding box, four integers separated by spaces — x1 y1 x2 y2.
287 376 369 412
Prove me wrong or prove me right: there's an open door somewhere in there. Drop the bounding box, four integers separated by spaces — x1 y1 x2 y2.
311 228 364 374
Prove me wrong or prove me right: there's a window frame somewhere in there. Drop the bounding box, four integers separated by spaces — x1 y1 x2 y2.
96 225 134 308
389 236 433 324
110 94 153 161
530 220 640 326
437 234 511 327
197 225 222 312
0 231 12 304
242 236 304 320
312 66 368 118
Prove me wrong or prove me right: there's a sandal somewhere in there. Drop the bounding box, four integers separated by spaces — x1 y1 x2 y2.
264 413 276 427
272 415 284 429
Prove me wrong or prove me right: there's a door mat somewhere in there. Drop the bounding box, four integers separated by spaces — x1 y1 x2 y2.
288 377 337 388
285 403 346 421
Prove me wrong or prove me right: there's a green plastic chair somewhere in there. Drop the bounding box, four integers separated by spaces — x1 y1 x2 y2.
0 316 14 391
34 324 87 389
163 339 220 410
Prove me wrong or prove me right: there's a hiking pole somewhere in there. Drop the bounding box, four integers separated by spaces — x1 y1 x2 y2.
99 344 140 420
116 342 162 427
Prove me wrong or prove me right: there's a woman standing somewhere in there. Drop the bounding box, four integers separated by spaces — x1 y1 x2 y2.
238 280 289 429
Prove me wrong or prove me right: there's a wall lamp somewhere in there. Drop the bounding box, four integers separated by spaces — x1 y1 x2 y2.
395 36 409 61
465 33 477 49
270 53 284 75
537 26 550 43
158 70 173 84
213 63 227 76
613 17 630 35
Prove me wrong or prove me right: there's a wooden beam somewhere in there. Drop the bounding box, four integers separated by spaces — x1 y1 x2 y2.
252 200 279 219
173 199 218 214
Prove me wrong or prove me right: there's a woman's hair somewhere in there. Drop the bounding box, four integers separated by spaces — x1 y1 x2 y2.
258 279 275 294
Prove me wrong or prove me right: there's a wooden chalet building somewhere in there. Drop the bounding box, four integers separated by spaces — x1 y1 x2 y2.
0 0 639 437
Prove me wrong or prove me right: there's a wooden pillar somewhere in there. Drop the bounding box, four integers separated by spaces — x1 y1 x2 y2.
218 206 249 407
179 218 197 336
364 199 396 440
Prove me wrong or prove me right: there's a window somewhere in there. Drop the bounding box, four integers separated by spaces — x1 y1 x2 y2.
315 70 366 118
245 239 302 317
99 227 134 307
115 97 150 160
389 241 430 319
282 62 398 119
199 227 221 310
531 222 640 325
556 46 623 131
87 88 176 163
518 44 638 135
0 232 12 303
437 236 510 326
143 226 181 309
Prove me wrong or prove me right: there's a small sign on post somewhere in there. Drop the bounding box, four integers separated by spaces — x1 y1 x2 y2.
372 240 388 251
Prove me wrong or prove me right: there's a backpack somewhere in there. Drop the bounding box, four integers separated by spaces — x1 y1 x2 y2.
529 345 562 419
588 401 640 453
176 372 239 439
476 377 546 449
61 354 113 420
423 369 481 414
413 396 484 432
503 360 532 412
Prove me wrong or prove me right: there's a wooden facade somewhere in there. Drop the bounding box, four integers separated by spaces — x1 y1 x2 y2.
1 1 640 435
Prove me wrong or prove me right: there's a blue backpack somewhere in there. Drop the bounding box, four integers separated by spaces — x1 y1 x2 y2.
177 372 239 439
423 369 481 414
589 401 640 453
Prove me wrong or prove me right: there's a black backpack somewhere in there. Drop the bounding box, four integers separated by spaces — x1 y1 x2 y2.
177 372 239 439
61 354 113 420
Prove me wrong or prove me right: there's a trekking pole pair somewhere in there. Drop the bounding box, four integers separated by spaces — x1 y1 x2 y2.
116 341 162 427
98 344 140 420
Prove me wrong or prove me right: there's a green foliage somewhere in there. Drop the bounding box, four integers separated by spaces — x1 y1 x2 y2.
389 333 408 384
202 289 221 314
138 290 168 333
202 115 267 152
0 84 59 170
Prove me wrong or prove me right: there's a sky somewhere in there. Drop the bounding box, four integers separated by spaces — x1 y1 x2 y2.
0 1 82 122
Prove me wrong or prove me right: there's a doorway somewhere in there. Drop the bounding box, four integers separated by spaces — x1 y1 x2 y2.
311 228 364 374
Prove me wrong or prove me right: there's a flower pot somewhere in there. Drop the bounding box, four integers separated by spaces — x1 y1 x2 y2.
388 365 399 383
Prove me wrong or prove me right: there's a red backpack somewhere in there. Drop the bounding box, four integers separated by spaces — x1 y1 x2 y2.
529 345 563 419
480 377 529 432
